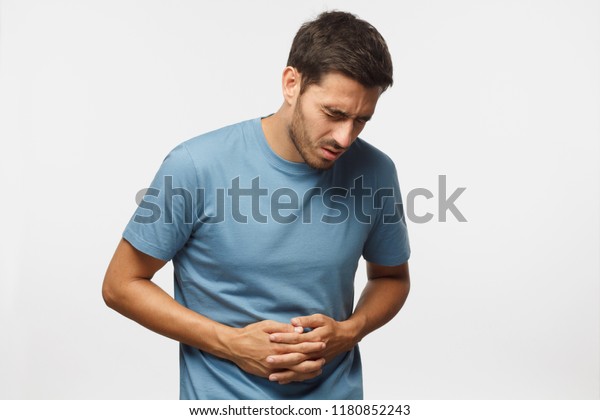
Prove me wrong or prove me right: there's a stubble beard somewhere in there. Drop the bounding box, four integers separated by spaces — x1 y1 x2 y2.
288 97 335 171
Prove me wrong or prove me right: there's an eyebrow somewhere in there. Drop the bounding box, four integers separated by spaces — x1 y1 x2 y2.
322 106 372 122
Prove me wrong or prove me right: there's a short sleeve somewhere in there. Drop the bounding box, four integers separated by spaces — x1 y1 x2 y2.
123 143 201 261
362 160 411 266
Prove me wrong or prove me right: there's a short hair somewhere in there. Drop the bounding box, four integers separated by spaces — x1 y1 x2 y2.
287 11 393 94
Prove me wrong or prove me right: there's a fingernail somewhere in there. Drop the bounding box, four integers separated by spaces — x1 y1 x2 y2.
269 375 278 382
294 326 303 333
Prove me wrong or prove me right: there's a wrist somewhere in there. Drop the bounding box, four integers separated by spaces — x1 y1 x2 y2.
210 323 239 361
340 314 367 347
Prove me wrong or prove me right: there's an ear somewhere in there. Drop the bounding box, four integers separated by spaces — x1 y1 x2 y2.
282 66 301 106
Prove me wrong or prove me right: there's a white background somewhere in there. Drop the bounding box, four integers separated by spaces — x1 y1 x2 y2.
0 0 598 399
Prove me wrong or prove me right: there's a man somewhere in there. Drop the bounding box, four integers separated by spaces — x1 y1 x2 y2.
103 10 410 399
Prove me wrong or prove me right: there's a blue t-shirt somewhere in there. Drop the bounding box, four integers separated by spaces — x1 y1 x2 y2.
123 117 410 399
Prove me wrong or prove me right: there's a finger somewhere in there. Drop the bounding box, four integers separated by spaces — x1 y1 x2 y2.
270 330 324 345
269 332 304 344
269 369 323 384
266 352 307 368
288 358 326 374
261 320 304 334
269 360 326 383
291 314 327 328
276 369 322 385
271 340 325 356
270 369 322 385
290 341 326 354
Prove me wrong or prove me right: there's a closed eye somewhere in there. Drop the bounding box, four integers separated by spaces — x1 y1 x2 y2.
322 106 371 125
324 111 345 121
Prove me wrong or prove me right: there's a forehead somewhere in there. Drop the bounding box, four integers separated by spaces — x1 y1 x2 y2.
303 72 382 115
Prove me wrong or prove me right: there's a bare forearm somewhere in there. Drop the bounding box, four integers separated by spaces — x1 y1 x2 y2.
346 276 410 342
103 277 233 359
103 238 326 382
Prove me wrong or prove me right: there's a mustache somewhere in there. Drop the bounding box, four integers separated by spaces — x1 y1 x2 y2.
320 140 347 151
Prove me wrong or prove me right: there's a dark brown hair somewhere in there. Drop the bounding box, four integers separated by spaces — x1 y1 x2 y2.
287 11 393 94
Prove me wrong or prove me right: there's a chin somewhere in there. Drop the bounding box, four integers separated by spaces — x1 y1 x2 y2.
307 158 335 171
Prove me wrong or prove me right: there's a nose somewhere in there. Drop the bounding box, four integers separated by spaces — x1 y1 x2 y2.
332 120 355 149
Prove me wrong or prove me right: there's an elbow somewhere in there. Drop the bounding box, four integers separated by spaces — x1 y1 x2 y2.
102 275 118 309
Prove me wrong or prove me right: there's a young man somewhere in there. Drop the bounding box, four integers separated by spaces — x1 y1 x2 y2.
103 11 410 399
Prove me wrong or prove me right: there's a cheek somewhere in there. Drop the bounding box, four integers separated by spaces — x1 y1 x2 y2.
311 120 335 142
299 118 324 143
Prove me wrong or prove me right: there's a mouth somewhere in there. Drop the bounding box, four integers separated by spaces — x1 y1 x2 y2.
320 147 342 161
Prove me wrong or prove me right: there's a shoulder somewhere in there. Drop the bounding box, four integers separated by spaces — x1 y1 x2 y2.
149 119 254 184
180 118 254 157
161 118 256 173
183 119 251 149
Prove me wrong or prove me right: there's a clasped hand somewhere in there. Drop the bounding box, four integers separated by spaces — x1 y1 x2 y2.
227 314 357 385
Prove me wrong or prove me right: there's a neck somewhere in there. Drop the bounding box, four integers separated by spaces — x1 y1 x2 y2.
261 107 303 163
